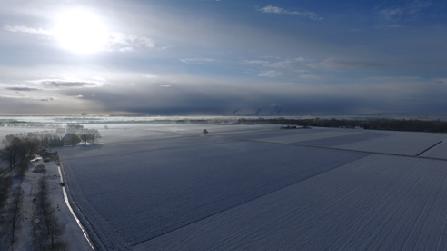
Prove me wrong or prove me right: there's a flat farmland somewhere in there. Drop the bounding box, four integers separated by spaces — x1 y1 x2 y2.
139 155 447 250
58 124 447 250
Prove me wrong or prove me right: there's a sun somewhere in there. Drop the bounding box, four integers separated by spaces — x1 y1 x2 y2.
53 8 109 54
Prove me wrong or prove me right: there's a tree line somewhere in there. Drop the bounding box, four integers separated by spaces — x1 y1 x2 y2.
2 129 101 172
237 117 447 133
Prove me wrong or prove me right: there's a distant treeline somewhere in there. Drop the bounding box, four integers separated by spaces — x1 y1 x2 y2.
237 118 447 133
2 116 447 133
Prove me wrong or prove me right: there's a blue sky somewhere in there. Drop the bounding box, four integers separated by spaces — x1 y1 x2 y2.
0 0 446 115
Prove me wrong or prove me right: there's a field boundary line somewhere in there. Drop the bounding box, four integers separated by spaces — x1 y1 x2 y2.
416 140 443 156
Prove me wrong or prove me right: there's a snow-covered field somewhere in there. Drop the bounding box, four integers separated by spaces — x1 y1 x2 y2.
422 141 447 160
334 131 445 156
43 124 447 250
137 155 447 250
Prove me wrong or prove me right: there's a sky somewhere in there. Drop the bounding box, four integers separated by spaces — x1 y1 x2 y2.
0 0 446 116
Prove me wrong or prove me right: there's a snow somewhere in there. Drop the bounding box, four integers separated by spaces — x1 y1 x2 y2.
6 154 92 251
256 128 445 156
297 131 388 146
334 131 445 155
136 155 447 250
46 162 93 251
257 130 361 144
4 122 446 250
59 127 365 249
422 140 447 160
13 167 36 250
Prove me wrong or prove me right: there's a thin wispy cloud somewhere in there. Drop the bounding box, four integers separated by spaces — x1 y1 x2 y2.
258 70 281 78
25 79 102 90
245 57 314 78
180 58 216 64
39 97 55 102
379 0 432 20
374 24 404 30
40 80 98 88
319 58 385 70
142 74 159 79
109 32 155 52
3 25 52 36
245 55 390 80
258 5 323 21
245 57 306 69
5 86 41 92
0 93 53 102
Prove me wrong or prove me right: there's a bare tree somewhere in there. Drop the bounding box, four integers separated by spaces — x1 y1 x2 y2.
90 129 102 144
3 135 41 172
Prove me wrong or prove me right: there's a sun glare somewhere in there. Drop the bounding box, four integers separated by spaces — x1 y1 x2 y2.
53 8 109 54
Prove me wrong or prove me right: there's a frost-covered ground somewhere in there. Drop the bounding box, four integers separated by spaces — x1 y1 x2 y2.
55 124 447 250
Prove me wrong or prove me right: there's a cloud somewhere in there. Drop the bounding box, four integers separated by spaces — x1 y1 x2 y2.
2 69 444 116
320 58 385 69
0 92 101 114
30 79 101 88
244 57 313 78
3 25 52 36
245 56 388 79
39 97 55 102
2 86 57 103
258 70 281 78
118 47 134 53
258 5 323 21
5 86 40 91
42 81 97 88
0 93 54 102
109 32 155 52
379 0 432 20
180 58 216 64
379 8 404 20
63 73 447 116
142 74 159 79
244 60 270 66
374 24 404 30
245 57 306 69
